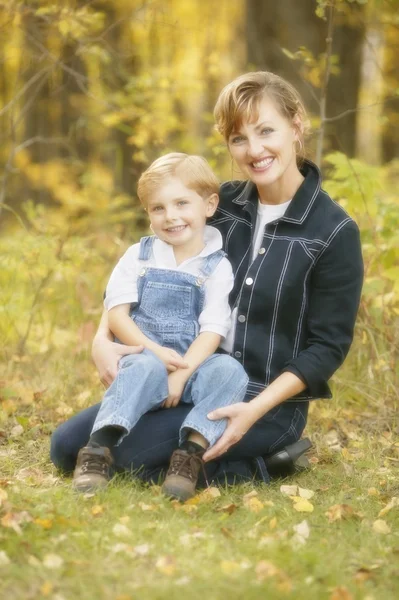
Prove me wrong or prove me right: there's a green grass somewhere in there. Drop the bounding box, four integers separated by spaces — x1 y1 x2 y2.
1 353 398 600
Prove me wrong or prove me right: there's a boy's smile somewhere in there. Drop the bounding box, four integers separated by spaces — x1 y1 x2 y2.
147 177 218 262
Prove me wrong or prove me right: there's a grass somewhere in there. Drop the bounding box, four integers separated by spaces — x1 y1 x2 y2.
1 351 398 600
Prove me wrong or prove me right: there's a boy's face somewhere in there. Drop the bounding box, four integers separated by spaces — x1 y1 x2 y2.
146 176 218 251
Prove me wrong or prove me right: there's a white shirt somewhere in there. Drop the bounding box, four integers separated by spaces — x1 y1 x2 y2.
105 226 233 339
221 198 292 353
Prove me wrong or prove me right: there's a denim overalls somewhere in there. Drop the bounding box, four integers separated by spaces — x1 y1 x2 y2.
91 236 249 447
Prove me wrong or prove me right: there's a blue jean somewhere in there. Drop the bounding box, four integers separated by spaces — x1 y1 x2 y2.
51 396 309 485
92 350 249 447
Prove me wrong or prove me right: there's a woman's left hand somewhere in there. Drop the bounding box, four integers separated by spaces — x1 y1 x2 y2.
202 402 259 462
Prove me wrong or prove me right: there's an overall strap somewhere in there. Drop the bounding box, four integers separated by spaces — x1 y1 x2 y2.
138 236 156 261
199 249 227 279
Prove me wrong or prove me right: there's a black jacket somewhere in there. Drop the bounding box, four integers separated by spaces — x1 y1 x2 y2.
211 160 363 401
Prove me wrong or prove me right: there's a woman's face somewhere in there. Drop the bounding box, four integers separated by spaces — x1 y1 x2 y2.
227 95 300 189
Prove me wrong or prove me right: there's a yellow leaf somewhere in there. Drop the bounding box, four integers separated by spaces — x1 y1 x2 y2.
367 487 380 497
215 503 237 515
269 517 278 530
34 518 53 529
244 497 264 513
199 487 221 501
378 497 399 517
293 498 314 513
40 582 54 596
372 519 391 535
58 20 70 37
91 505 104 516
220 560 240 575
156 555 176 576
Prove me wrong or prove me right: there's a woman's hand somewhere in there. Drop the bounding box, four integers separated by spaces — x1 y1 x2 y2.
202 402 259 462
92 336 143 388
163 371 188 408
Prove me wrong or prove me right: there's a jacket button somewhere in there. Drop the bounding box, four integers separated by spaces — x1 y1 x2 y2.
245 277 253 285
238 315 246 323
234 351 242 358
258 247 266 255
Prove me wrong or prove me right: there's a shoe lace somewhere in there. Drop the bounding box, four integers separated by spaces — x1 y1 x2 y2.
81 452 109 476
169 451 209 487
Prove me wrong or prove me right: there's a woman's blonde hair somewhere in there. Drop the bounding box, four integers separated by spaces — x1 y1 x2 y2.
214 71 309 159
137 152 219 207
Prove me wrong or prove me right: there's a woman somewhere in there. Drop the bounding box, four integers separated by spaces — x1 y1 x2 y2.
51 72 363 485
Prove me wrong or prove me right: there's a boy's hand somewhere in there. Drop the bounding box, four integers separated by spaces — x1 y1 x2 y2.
163 371 188 408
151 346 188 373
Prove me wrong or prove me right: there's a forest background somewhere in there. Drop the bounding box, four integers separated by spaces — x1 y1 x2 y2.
0 1 398 599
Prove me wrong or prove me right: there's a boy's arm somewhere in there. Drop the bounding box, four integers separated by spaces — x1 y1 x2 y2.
109 305 188 372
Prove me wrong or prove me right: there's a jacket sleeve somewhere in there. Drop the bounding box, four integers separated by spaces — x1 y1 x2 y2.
283 219 363 397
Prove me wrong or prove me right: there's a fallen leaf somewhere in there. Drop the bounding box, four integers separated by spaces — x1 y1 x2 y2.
134 543 151 556
244 497 264 513
155 555 176 576
40 582 54 596
255 560 280 581
43 553 64 569
329 586 353 600
292 498 314 513
91 505 104 516
367 487 380 497
0 489 8 507
215 503 237 515
1 511 32 535
298 487 315 499
291 519 310 547
0 551 10 566
325 504 357 523
269 517 277 530
112 523 131 537
34 518 53 529
378 497 399 517
199 487 221 501
354 567 374 584
10 424 24 438
280 484 298 497
220 527 234 539
372 519 391 535
220 560 240 575
138 502 157 511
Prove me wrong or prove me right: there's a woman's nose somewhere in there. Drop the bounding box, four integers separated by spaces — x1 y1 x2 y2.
247 137 264 157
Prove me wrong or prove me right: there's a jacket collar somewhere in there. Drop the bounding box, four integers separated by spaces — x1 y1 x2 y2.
232 159 321 225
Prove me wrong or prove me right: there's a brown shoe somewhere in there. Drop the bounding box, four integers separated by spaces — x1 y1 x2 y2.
162 449 204 502
72 445 113 492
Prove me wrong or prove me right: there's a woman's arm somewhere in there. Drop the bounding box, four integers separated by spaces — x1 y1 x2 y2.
92 309 144 388
203 371 305 461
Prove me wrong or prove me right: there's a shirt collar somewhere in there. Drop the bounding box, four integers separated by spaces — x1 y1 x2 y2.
152 225 223 266
232 159 321 225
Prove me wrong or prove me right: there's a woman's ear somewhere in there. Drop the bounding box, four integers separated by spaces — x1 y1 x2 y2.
205 193 219 217
292 114 304 141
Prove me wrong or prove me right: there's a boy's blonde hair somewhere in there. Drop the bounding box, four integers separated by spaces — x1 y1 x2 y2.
137 153 219 207
214 71 309 159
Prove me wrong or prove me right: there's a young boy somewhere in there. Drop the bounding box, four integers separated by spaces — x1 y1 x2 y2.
73 153 248 500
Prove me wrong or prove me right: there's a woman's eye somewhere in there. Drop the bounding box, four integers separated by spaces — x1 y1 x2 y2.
261 128 273 135
152 206 163 212
231 136 245 144
177 200 188 206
